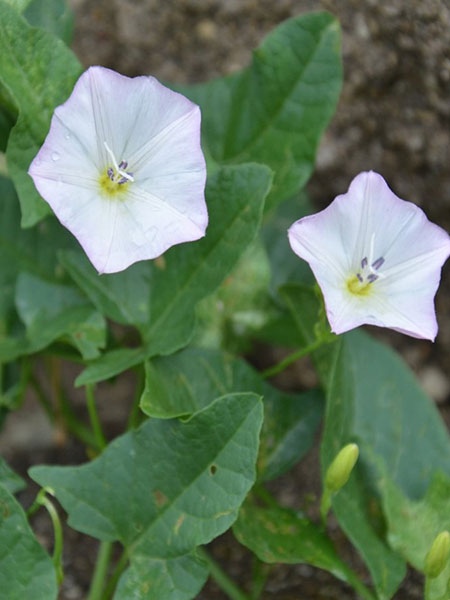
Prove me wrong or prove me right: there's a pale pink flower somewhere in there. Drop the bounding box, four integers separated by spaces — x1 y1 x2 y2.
29 66 207 274
288 171 450 340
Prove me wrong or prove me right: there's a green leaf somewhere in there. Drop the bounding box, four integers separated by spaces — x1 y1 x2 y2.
24 0 74 44
182 12 341 209
0 106 14 152
280 284 409 598
114 552 208 600
142 164 272 355
0 1 81 226
0 175 81 361
30 393 263 599
141 347 323 482
233 501 366 592
259 387 323 483
0 177 20 323
75 347 147 388
329 333 450 494
262 193 315 294
73 164 272 386
380 472 450 574
15 272 106 359
0 457 25 494
3 0 31 11
59 252 152 327
194 239 272 352
255 281 330 351
319 330 450 599
279 283 321 346
0 359 30 414
426 562 450 600
0 484 57 600
0 176 76 281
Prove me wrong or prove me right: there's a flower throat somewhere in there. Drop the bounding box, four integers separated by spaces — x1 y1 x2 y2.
347 234 385 296
99 141 134 196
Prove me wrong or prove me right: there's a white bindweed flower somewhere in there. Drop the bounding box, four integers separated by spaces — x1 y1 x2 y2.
288 171 450 341
28 66 207 274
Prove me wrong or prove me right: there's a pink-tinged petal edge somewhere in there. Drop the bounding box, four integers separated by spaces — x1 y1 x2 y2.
288 171 450 341
28 66 207 274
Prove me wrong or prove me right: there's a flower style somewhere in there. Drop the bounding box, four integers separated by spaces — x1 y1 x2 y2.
288 171 450 340
28 66 207 274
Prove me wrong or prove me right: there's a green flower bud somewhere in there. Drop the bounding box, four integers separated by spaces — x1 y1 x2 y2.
325 443 359 493
425 531 450 579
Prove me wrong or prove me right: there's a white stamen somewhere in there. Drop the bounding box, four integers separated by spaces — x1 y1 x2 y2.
367 233 385 279
103 141 134 182
368 233 375 265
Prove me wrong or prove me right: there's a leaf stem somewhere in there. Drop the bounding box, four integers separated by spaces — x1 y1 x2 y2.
250 556 271 600
41 494 64 585
319 488 332 527
87 541 113 600
27 489 64 585
59 387 100 450
261 338 328 379
100 550 129 600
31 367 99 448
85 384 107 450
29 371 54 421
197 547 250 600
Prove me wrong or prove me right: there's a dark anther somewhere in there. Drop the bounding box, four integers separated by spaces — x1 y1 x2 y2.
372 257 385 270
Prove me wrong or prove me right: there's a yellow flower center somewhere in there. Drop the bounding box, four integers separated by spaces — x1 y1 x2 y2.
346 275 372 296
98 140 134 198
346 243 385 297
98 170 130 197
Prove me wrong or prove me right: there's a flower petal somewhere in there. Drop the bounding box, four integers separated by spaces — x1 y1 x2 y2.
288 171 450 340
28 66 207 274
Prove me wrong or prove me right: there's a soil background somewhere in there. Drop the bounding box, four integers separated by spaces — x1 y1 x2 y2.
1 1 450 599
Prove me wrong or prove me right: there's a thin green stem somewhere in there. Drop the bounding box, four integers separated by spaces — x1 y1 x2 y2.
261 338 327 379
318 491 376 600
32 365 97 447
87 541 113 600
85 384 107 450
250 557 271 600
28 489 64 585
26 488 47 518
319 488 332 527
101 551 129 600
59 388 99 449
197 547 250 600
41 495 64 585
29 371 54 421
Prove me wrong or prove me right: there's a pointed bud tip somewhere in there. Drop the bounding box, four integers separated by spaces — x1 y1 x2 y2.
425 531 450 579
325 443 359 493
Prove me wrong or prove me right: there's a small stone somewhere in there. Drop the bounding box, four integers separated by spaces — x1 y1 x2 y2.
420 366 450 403
196 19 217 42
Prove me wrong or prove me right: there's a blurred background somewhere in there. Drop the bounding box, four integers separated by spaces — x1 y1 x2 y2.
2 1 450 598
